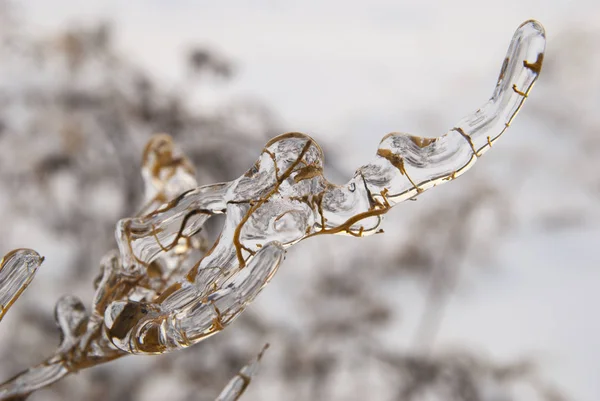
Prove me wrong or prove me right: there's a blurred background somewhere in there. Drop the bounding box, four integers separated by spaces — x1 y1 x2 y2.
0 0 599 400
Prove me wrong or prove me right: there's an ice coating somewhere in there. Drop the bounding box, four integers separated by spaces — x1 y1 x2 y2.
0 20 545 399
0 249 44 321
215 344 269 401
107 20 545 355
361 20 546 204
139 134 199 216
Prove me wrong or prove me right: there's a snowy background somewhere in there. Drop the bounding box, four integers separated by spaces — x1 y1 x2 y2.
1 1 599 400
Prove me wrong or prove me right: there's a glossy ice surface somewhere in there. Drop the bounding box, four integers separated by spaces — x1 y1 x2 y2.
108 20 545 356
0 249 43 322
0 20 545 400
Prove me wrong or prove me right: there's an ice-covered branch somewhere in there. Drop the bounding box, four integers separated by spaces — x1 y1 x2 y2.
215 344 269 401
0 20 545 400
107 20 545 355
0 249 44 322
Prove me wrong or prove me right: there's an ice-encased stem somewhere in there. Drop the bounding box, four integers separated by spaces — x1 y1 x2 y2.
0 249 44 322
105 20 545 356
215 344 269 401
0 20 546 400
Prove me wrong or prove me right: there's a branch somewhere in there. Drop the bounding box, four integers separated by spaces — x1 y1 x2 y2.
0 20 546 400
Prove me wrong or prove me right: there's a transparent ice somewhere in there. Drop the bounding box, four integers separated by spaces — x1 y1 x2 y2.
0 249 44 322
0 20 545 400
